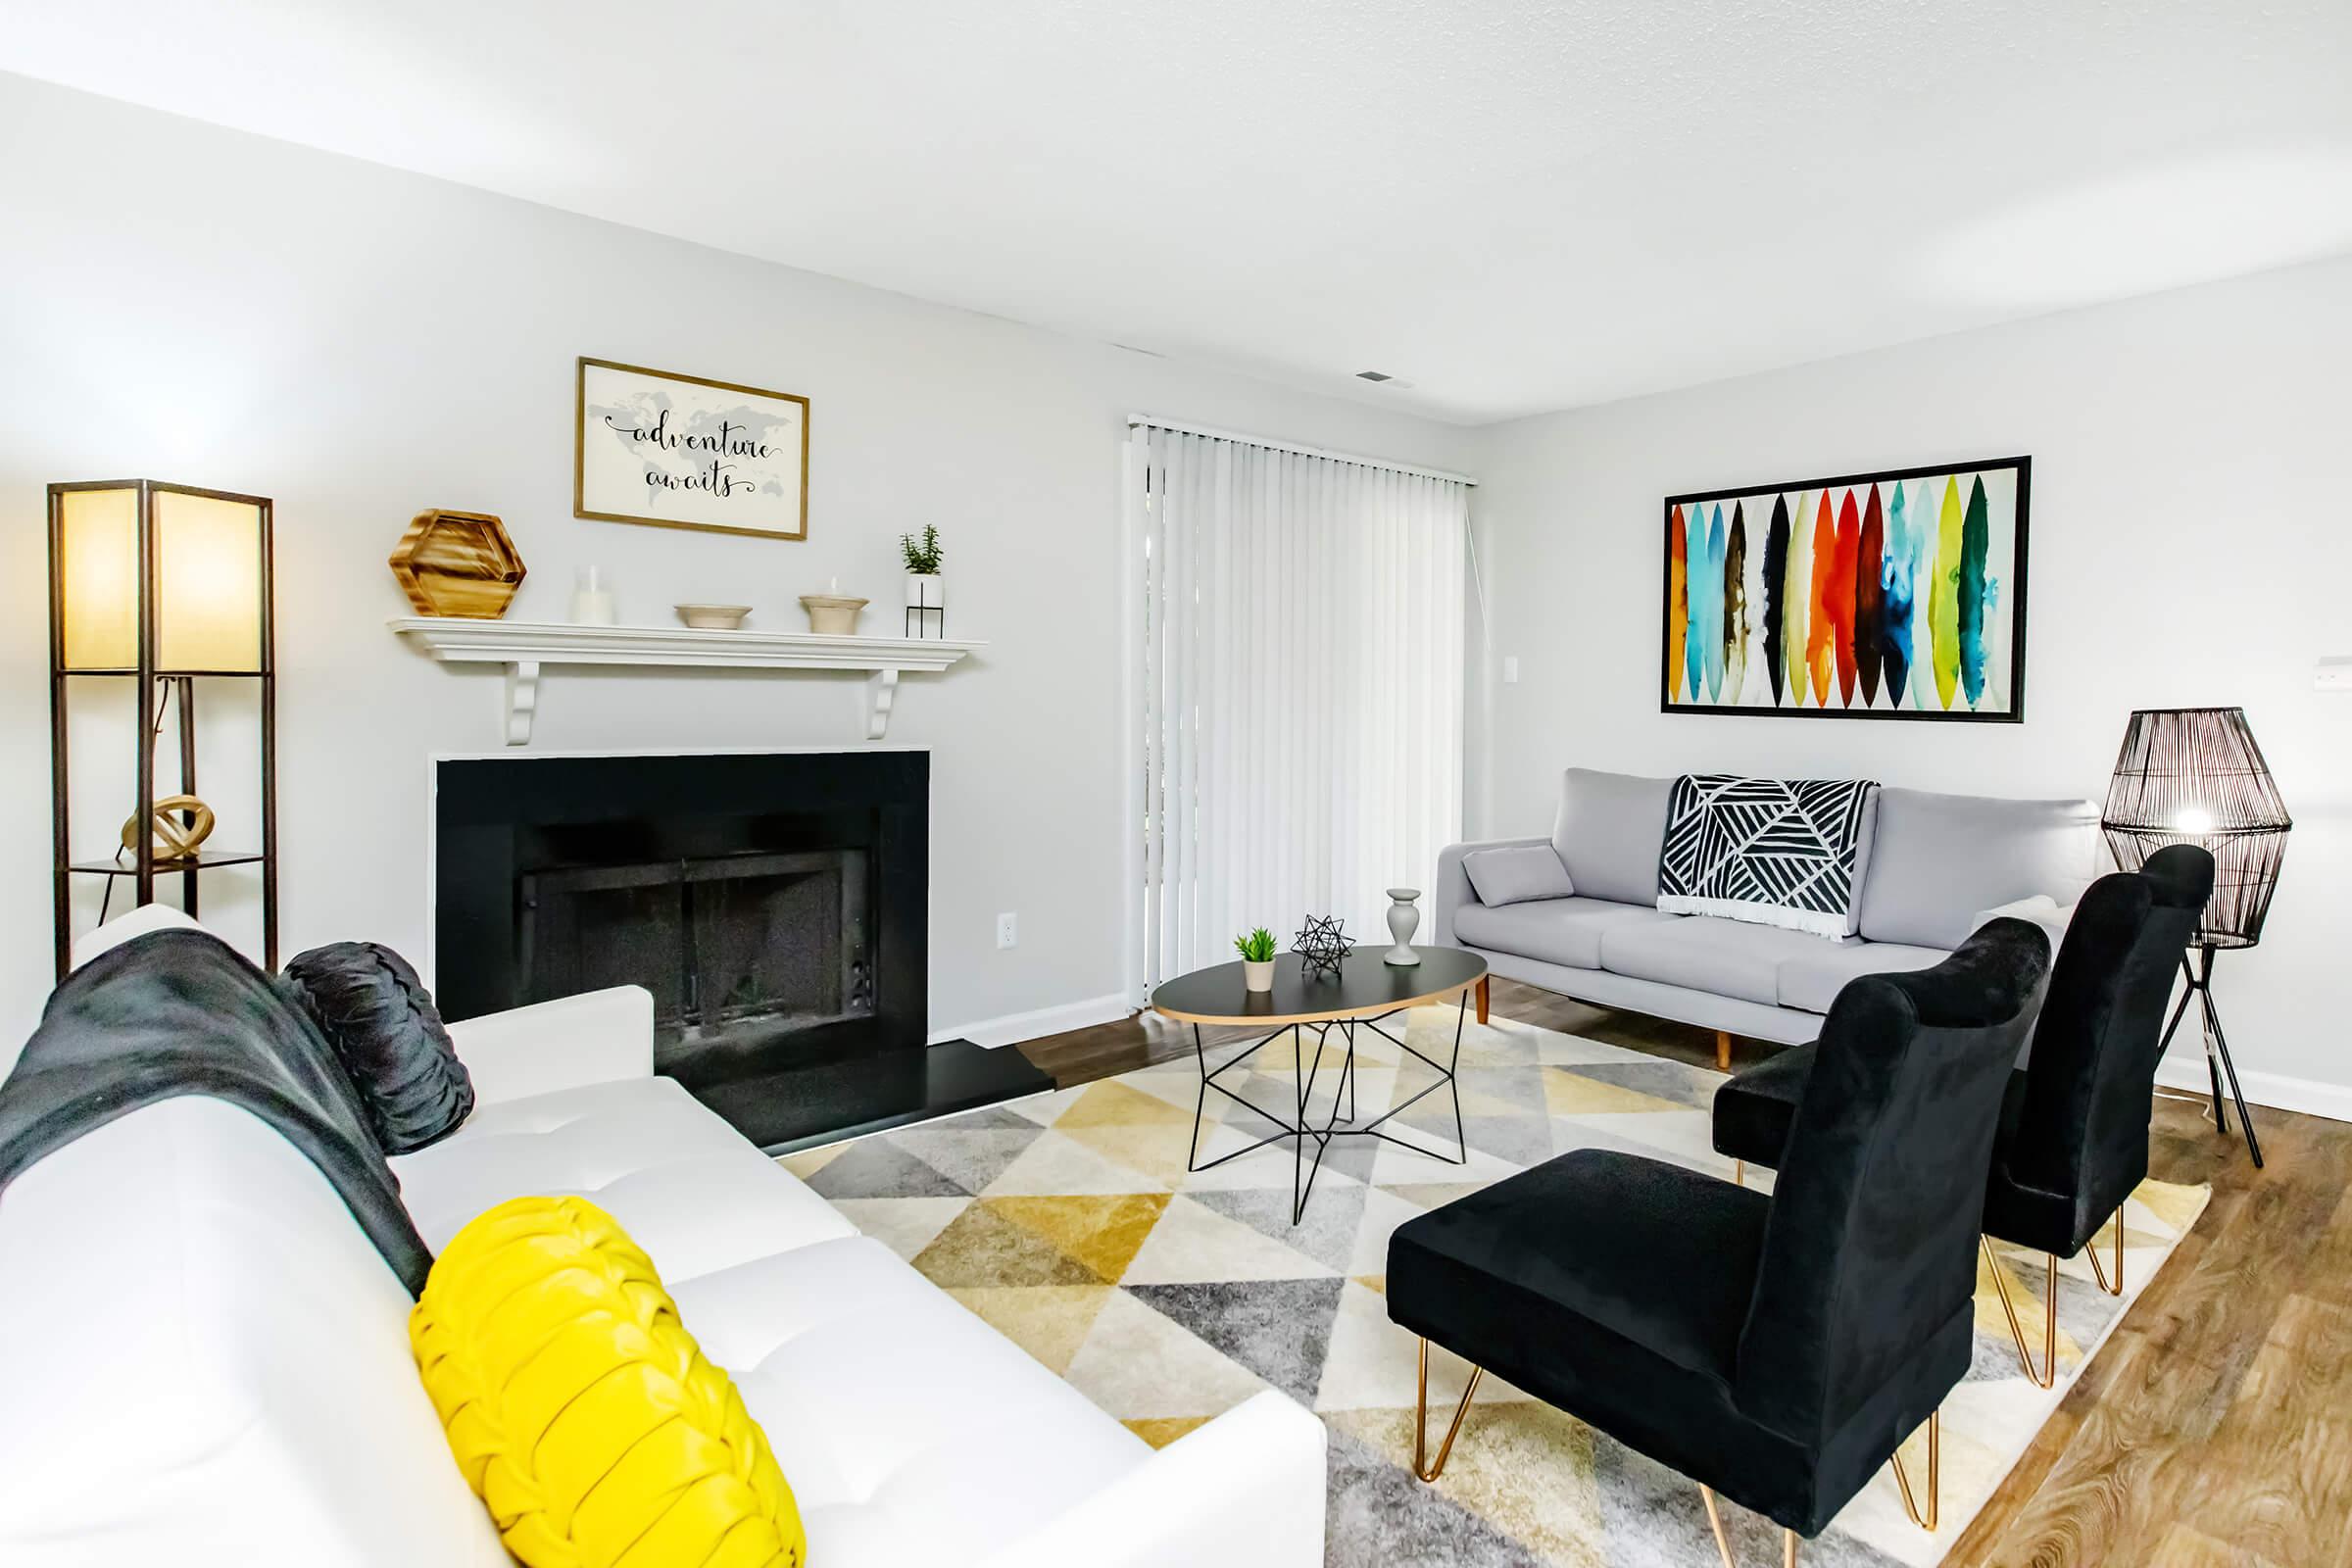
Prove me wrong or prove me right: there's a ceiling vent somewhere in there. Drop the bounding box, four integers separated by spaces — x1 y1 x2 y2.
1354 369 1395 382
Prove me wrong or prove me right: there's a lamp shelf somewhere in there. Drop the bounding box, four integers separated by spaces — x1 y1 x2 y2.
70 850 266 876
388 616 985 745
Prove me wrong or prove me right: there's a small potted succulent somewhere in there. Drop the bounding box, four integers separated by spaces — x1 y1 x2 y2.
900 525 945 628
1234 926 1278 992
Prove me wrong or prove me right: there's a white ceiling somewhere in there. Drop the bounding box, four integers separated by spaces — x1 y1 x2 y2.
6 1 2351 423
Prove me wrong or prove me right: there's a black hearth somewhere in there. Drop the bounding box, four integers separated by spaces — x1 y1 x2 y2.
433 750 1049 1151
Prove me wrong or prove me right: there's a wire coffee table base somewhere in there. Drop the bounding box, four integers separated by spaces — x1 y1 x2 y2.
1186 992 1472 1225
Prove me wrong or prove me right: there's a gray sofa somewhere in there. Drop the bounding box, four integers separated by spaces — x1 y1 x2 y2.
1434 768 2101 1047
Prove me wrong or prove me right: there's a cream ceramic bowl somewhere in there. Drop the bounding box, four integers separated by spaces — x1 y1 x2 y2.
675 604 753 630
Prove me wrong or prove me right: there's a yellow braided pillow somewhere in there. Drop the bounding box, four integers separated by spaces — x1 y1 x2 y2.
410 1197 807 1568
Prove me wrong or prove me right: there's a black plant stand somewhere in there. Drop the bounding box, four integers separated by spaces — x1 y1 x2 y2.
2157 946 2262 1169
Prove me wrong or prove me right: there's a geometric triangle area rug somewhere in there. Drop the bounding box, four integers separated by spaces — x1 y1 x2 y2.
782 1006 2208 1567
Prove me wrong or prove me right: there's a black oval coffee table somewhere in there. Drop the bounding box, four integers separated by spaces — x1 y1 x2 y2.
1151 946 1489 1223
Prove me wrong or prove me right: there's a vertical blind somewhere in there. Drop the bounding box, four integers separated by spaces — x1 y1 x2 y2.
1130 420 1470 993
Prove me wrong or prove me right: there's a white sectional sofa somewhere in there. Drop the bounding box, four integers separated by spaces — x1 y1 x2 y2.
0 906 1326 1567
1436 769 2100 1045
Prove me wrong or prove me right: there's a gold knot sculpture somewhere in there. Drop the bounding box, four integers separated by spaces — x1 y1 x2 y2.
122 794 217 862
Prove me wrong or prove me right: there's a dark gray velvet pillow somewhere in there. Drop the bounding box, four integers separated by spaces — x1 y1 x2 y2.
278 943 473 1153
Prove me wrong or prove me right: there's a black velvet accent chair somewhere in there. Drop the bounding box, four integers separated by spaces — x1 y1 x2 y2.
1387 920 2051 1563
1713 845 2213 1386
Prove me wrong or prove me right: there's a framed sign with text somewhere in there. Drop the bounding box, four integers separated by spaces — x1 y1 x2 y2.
574 357 809 539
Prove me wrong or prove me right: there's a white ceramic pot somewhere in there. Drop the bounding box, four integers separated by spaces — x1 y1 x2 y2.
1242 958 1276 993
905 572 943 609
799 595 868 635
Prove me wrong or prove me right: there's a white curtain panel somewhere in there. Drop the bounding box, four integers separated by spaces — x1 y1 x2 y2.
1130 423 1468 992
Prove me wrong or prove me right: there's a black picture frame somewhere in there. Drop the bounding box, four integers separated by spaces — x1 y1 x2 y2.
1659 455 2031 723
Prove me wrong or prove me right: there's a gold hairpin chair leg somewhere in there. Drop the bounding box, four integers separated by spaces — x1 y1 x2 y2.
2083 1205 2124 1297
1412 1338 1483 1482
1697 1485 1799 1567
1887 1410 1939 1531
1982 1237 2059 1389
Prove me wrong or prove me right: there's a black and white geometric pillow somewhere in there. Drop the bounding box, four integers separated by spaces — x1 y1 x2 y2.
1656 774 1877 939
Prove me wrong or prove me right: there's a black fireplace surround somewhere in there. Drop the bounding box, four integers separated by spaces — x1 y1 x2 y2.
434 750 1046 1151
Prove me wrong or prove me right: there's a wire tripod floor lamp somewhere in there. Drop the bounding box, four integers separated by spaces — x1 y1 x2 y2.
2103 707 2289 1169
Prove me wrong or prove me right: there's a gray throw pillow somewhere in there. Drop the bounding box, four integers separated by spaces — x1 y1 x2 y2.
278 942 474 1153
1464 844 1575 906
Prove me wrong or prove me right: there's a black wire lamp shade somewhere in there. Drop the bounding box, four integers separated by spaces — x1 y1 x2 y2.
2102 707 2291 950
2102 706 2287 1168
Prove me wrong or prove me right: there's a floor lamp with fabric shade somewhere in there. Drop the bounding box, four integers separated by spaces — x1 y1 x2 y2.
2101 707 2288 1168
47 480 277 978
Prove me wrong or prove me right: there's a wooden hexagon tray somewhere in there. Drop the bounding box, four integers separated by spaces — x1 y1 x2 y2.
388 509 526 618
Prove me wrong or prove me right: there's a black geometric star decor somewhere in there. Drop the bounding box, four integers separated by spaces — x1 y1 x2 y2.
1293 914 1354 982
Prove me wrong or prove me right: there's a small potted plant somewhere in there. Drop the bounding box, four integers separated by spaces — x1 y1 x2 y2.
900 524 944 633
1234 926 1278 992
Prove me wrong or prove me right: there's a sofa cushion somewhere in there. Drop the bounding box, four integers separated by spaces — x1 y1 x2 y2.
1550 768 1673 906
0 1099 511 1565
1463 844 1575 906
1597 916 1839 1006
1452 897 1680 971
1774 939 1951 1015
391 1076 856 1283
1857 787 2100 949
672 1235 1147 1565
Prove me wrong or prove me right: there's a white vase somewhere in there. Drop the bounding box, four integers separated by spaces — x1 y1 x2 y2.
1384 887 1422 966
1242 958 1276 992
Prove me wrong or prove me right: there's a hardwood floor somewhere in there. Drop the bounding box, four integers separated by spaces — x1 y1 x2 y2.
1016 976 2352 1568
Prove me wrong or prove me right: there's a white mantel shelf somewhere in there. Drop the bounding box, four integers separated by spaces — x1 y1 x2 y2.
389 617 984 745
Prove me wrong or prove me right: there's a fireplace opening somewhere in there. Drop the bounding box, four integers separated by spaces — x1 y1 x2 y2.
518 849 874 1076
433 750 1050 1152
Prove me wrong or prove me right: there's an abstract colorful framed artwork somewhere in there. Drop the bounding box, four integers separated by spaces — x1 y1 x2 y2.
1661 456 2030 722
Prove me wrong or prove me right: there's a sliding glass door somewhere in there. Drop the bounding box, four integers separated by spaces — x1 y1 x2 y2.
1126 420 1469 994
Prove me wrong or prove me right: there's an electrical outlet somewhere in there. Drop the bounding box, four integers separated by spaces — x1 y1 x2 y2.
1501 656 1521 684
996 912 1018 949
